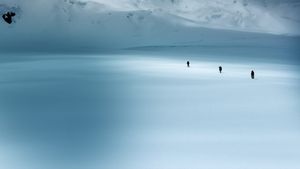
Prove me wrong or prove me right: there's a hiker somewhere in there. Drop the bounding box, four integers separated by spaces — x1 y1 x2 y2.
187 61 190 67
251 70 255 79
2 12 15 24
219 66 222 73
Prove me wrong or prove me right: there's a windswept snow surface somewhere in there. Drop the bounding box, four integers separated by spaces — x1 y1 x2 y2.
0 50 300 169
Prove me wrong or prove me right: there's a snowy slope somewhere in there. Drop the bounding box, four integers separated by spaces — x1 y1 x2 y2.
78 0 300 35
0 0 300 52
2 0 299 34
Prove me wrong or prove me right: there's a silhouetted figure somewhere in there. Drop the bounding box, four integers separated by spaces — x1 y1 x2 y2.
251 70 255 79
187 61 190 67
2 12 15 24
219 66 222 73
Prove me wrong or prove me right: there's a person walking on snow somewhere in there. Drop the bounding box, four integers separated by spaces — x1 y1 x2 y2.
251 70 255 79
